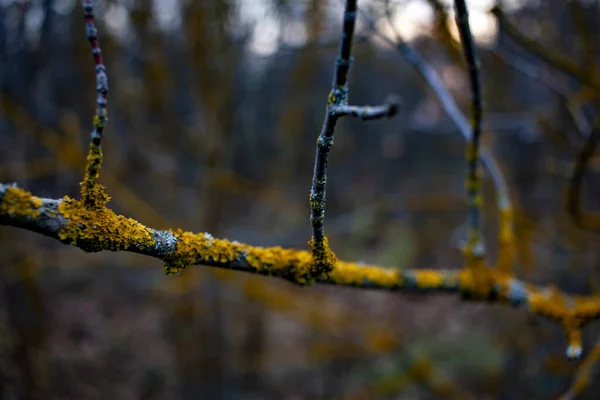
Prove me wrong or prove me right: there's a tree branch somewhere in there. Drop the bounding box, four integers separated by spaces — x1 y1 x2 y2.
1 182 600 358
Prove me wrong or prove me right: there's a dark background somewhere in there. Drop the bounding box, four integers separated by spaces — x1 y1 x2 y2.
1 0 600 398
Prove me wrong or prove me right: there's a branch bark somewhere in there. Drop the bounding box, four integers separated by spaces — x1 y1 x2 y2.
1 182 600 359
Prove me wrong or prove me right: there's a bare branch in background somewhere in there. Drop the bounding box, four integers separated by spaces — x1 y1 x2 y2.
491 5 600 92
490 48 598 153
453 0 486 268
567 123 600 231
366 2 515 273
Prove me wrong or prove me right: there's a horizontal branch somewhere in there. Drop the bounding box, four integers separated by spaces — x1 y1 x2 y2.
2 182 600 357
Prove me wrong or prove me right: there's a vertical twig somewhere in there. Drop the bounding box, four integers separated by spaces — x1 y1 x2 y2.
309 0 397 279
310 0 356 240
453 0 485 263
308 0 357 279
80 0 110 209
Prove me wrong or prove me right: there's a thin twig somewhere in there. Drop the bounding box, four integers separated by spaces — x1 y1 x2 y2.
330 100 398 120
308 0 398 279
80 0 109 209
453 0 485 262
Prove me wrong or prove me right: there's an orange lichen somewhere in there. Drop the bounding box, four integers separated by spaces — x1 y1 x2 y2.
0 186 43 218
57 191 155 253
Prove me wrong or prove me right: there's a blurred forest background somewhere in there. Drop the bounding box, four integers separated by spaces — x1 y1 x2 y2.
2 0 600 398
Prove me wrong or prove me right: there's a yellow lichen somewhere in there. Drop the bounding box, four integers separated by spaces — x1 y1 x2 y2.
57 192 155 253
331 261 403 288
413 270 445 289
163 230 246 276
93 115 104 128
308 236 337 280
527 285 566 319
80 144 109 209
162 230 316 281
246 246 312 280
465 175 483 191
0 187 42 218
327 91 337 104
309 193 320 211
458 257 494 300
